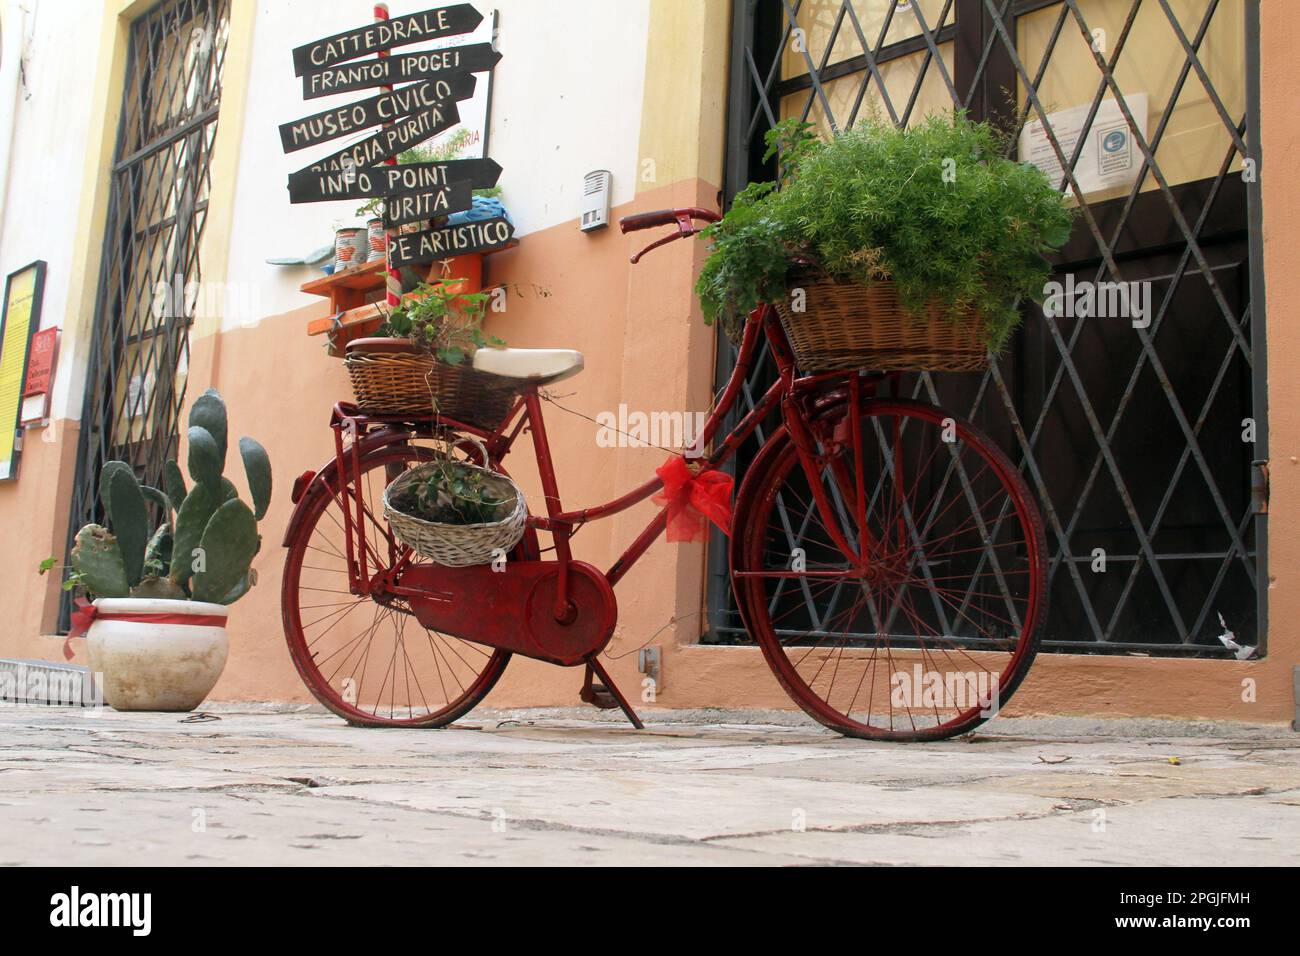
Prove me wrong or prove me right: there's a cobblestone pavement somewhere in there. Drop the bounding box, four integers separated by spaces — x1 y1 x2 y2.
1 705 1296 865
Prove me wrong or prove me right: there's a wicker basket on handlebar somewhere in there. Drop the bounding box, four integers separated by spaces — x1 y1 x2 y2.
771 274 990 373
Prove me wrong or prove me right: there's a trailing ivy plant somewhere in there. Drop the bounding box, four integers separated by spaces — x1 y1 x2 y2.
695 112 1075 350
379 280 504 366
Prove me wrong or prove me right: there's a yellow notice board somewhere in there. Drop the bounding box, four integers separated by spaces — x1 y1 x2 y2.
0 261 47 481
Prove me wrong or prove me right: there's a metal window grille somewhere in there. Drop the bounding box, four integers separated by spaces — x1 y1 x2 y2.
706 0 1267 657
60 0 230 629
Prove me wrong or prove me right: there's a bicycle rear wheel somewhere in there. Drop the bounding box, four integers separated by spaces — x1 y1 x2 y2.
282 441 520 727
732 397 1047 741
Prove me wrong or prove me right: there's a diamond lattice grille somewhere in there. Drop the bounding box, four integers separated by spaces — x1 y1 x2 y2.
61 0 231 629
707 0 1265 655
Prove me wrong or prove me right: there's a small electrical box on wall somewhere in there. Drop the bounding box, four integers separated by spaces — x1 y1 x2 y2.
580 169 611 231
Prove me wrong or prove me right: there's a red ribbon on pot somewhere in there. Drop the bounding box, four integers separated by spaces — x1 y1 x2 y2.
63 598 228 661
653 456 734 543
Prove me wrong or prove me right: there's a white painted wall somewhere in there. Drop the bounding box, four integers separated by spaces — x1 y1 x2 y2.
0 0 101 420
223 0 651 327
0 0 653 415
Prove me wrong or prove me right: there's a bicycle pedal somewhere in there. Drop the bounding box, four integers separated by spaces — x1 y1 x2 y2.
580 682 619 710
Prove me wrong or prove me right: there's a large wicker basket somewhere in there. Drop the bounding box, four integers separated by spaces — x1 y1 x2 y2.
344 338 518 429
772 274 989 372
383 439 527 567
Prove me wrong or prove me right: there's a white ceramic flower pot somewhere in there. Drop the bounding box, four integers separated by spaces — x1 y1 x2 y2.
85 598 229 712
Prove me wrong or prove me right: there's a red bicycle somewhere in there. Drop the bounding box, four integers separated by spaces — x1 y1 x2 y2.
280 207 1048 741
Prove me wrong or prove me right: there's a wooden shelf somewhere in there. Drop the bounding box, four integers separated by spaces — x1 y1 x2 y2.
300 258 391 297
303 294 396 339
302 244 518 356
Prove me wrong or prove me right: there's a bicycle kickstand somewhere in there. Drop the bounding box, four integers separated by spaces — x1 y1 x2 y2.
580 658 645 730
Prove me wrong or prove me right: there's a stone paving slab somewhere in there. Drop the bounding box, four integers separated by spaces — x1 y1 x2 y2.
714 796 1300 866
0 706 1295 865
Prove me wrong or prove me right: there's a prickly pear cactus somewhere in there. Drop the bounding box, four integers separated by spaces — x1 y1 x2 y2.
130 575 187 600
163 459 187 506
188 425 223 492
189 388 228 464
239 437 272 520
190 499 261 604
100 465 149 587
71 525 129 598
170 481 220 587
64 389 271 609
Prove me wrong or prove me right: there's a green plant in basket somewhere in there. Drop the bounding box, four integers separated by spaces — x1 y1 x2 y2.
379 279 504 365
695 112 1075 350
390 458 513 526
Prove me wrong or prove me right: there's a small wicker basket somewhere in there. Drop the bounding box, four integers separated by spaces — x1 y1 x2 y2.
772 274 989 372
345 338 518 429
383 438 527 567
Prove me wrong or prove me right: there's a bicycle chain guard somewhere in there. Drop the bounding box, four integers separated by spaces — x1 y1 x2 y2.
401 559 617 667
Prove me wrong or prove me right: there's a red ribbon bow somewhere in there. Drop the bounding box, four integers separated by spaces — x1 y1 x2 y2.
64 599 97 660
653 456 734 543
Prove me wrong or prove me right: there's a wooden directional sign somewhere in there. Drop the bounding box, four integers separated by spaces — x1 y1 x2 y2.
302 43 501 100
287 157 502 204
290 104 461 180
382 181 474 228
280 74 475 153
292 4 482 76
389 216 515 267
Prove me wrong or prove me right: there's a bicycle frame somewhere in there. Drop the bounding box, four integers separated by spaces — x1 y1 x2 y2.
296 206 894 627
307 306 887 613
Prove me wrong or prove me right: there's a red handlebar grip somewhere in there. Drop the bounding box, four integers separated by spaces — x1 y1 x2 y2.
618 209 678 233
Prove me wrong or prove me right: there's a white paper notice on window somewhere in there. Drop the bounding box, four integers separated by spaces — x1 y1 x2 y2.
1019 93 1149 195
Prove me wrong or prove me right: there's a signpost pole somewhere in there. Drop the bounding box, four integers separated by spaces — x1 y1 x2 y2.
375 3 403 312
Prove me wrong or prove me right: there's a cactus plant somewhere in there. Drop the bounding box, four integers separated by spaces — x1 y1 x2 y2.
171 481 221 587
101 465 149 586
163 459 187 506
71 525 129 598
67 389 271 606
190 499 260 603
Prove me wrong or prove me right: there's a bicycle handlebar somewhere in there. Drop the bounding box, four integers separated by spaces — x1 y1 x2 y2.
618 209 679 233
618 207 719 233
618 207 721 263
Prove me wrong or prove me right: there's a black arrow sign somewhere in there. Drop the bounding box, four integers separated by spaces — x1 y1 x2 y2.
292 4 482 77
382 181 474 228
287 158 503 204
302 43 501 100
389 216 515 267
280 74 475 153
289 104 461 180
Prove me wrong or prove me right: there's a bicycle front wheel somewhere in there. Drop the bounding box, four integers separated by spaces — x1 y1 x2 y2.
732 397 1047 741
281 441 515 727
